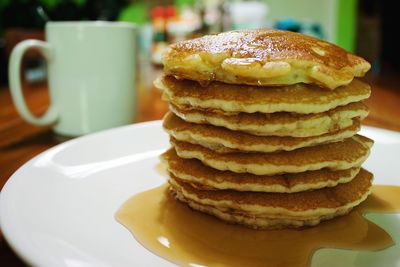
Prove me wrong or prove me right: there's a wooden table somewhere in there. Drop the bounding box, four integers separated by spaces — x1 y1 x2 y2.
1 73 400 266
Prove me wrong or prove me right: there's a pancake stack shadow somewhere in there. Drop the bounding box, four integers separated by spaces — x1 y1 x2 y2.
157 29 374 229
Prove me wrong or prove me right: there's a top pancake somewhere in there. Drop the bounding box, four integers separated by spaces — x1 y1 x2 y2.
157 75 371 114
162 29 370 89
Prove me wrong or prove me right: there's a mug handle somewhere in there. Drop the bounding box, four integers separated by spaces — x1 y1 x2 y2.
8 39 58 125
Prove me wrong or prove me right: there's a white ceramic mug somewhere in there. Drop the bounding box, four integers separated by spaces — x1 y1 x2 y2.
9 21 137 137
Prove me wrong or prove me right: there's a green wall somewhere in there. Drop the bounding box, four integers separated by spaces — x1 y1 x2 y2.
337 0 357 52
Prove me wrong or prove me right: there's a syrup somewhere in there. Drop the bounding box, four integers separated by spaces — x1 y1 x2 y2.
116 184 400 267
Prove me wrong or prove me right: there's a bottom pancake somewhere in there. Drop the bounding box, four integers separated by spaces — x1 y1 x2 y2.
168 169 373 229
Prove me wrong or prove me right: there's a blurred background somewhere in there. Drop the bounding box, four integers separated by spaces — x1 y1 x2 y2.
0 0 399 142
0 0 398 88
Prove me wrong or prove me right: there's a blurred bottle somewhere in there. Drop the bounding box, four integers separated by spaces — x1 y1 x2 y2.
152 6 166 42
165 5 177 42
151 6 168 65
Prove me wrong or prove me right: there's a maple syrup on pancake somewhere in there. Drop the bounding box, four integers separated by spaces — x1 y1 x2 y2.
116 184 400 267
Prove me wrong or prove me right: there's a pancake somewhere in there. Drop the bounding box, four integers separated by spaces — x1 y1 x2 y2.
163 112 361 153
171 135 373 175
157 75 371 114
162 29 370 89
172 192 354 229
170 102 368 137
161 148 360 193
169 168 373 229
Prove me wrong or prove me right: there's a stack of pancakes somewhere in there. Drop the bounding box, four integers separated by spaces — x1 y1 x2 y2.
157 29 373 229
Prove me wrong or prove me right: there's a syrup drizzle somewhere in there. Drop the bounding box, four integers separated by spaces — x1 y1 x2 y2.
116 183 400 267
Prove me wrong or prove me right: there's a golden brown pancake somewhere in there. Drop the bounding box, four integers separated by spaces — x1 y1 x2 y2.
157 75 371 114
159 28 374 230
170 102 369 137
162 148 360 193
171 135 373 175
169 168 373 229
163 112 361 153
162 29 370 89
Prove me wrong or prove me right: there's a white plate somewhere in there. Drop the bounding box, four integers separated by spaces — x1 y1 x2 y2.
1 121 400 267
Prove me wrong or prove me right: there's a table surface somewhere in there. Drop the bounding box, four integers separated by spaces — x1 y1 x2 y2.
1 72 400 266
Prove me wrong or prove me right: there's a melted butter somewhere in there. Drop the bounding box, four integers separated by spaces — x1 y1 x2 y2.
116 184 400 267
